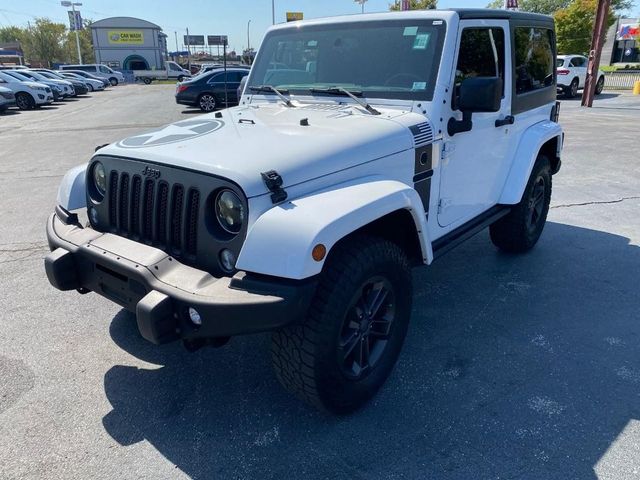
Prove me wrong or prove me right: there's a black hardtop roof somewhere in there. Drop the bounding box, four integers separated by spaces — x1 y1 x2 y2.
447 8 554 25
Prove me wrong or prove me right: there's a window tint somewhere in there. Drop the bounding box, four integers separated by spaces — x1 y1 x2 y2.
453 27 505 107
556 58 565 68
570 56 585 67
514 27 554 94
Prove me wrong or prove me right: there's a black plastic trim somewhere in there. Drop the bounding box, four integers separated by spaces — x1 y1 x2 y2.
432 205 511 259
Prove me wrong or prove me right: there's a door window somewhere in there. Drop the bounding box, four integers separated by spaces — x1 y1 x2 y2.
514 27 554 94
570 56 585 67
453 27 505 109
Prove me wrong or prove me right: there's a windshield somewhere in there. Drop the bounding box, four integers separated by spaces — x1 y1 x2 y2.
5 71 31 82
40 71 64 79
22 71 48 81
248 19 446 101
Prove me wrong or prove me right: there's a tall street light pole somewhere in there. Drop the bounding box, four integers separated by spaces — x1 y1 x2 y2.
61 1 82 64
247 20 251 52
272 0 275 24
355 0 368 13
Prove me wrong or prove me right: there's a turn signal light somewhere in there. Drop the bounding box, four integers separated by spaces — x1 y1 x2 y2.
312 244 327 262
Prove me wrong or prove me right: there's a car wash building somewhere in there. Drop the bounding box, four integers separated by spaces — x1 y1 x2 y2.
91 17 168 70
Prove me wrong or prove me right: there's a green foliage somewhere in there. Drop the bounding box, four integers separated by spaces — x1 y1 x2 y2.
554 0 615 54
389 0 437 11
0 18 95 66
486 0 630 14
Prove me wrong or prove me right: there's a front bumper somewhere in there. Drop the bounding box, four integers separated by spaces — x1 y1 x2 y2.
45 209 317 344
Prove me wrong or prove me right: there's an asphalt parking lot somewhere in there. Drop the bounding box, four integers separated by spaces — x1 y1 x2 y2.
0 85 639 480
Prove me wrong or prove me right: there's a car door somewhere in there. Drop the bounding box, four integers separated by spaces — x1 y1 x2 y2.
570 56 587 87
207 71 242 105
438 20 513 227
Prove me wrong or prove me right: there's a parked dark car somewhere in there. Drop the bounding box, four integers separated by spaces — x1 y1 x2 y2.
175 68 247 112
32 69 88 95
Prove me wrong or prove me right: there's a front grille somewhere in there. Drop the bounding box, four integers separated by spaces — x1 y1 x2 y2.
90 157 248 276
105 171 199 260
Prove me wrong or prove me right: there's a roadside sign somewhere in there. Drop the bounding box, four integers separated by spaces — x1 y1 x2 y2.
286 12 304 22
184 35 205 46
67 10 82 31
207 35 228 46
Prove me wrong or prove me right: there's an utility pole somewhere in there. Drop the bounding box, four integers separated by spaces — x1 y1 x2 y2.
272 0 275 24
355 0 368 13
174 31 178 57
185 28 191 71
61 1 83 64
582 0 611 107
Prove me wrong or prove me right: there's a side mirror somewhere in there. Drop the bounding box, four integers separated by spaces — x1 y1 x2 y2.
448 76 503 136
458 76 502 113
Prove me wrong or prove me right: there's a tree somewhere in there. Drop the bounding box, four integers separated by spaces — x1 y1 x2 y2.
554 0 616 54
24 18 66 67
485 0 630 14
389 0 437 11
0 26 26 44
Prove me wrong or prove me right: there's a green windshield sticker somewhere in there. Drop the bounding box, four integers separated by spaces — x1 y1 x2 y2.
413 33 430 50
403 26 418 36
412 81 427 90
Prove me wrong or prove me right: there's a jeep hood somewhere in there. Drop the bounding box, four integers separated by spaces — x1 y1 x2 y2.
96 104 418 198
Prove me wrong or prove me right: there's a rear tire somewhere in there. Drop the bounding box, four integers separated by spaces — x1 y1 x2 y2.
15 92 35 110
143 78 152 85
490 155 552 253
565 78 579 98
271 234 413 414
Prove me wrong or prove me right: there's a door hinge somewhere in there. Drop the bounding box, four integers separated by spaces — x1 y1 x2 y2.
441 142 455 160
437 198 451 214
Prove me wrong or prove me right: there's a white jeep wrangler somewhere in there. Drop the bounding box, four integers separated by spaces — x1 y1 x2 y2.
45 9 562 413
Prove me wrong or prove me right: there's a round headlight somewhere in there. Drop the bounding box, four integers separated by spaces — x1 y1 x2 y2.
93 161 107 197
215 190 244 234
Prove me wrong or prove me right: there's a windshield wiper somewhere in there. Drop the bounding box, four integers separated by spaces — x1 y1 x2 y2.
309 87 381 115
248 85 295 108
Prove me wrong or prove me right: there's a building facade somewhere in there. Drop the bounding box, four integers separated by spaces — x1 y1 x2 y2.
603 18 639 66
91 17 168 71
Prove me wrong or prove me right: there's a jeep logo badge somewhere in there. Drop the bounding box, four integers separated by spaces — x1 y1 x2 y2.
117 118 224 148
142 166 161 179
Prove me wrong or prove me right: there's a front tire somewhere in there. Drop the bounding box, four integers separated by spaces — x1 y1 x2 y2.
595 76 605 95
15 92 35 110
88 84 94 92
490 155 552 253
109 78 118 86
271 234 413 414
198 94 217 112
143 78 152 85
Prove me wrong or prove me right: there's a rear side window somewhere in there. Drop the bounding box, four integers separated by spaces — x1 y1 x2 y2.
570 56 585 67
514 27 554 94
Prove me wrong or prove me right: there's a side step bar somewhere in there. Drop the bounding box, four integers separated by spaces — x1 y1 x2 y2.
432 205 511 260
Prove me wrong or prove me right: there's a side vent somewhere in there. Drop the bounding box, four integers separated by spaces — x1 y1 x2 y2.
409 122 434 147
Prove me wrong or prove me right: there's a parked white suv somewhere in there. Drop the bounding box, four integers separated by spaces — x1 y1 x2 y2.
0 71 53 109
556 54 605 98
46 9 563 413
59 64 125 86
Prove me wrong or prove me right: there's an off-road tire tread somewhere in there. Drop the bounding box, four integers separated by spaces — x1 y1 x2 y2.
490 155 551 253
270 234 411 413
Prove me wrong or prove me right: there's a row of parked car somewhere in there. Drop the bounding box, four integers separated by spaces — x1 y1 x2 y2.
0 65 119 113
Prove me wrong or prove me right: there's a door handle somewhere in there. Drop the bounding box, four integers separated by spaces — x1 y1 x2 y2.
495 115 515 128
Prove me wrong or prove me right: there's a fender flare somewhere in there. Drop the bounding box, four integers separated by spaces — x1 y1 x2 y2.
56 164 87 210
236 177 432 280
499 120 562 205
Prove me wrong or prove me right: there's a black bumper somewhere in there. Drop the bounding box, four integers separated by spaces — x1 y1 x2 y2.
45 210 317 344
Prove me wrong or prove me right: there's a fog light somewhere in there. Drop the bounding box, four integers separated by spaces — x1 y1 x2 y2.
219 249 236 273
188 307 202 326
88 206 99 225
